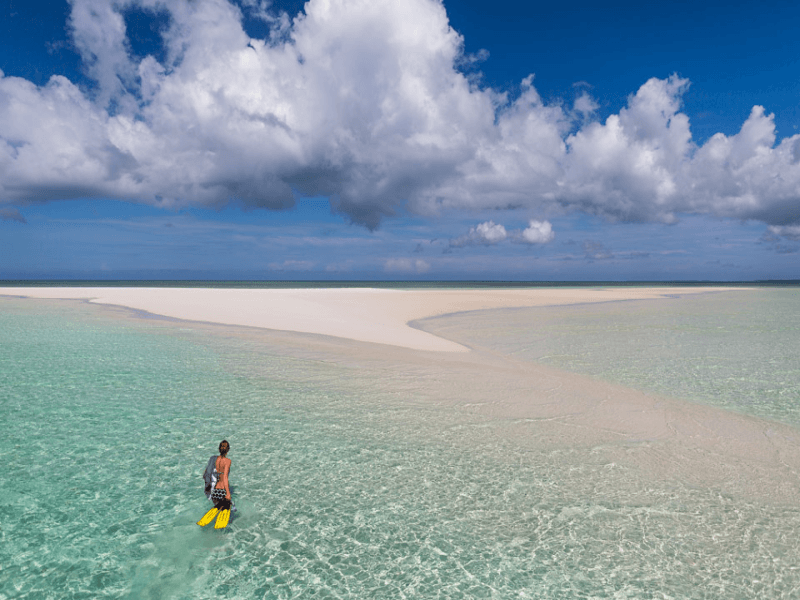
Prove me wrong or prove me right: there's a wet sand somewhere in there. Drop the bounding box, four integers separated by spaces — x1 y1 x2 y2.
0 286 734 351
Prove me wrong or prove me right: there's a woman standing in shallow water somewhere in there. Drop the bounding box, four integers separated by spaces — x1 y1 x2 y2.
212 440 232 509
198 440 233 528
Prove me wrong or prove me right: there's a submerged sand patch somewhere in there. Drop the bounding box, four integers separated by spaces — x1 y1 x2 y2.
255 314 800 507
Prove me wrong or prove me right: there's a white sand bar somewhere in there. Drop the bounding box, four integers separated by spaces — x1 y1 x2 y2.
0 286 739 352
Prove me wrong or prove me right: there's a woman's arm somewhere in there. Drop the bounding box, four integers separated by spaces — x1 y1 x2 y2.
222 459 231 499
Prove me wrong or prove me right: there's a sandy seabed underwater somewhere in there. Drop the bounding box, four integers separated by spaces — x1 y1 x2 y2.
2 288 800 599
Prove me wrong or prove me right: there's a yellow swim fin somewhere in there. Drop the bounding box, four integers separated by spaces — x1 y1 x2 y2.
197 508 219 527
214 509 231 529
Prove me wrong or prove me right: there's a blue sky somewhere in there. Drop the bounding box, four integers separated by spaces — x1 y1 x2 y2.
1 0 800 280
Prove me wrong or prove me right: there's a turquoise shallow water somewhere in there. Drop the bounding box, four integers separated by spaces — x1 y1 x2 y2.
2 291 800 599
425 289 800 427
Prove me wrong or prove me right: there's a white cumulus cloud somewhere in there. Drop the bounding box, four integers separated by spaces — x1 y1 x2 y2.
449 220 507 247
519 220 554 244
1 0 799 231
573 92 598 118
451 219 554 248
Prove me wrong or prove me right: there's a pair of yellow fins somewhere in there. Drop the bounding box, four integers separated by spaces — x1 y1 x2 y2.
197 507 231 529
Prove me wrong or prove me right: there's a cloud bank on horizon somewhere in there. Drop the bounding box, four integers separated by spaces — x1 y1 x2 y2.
1 0 799 238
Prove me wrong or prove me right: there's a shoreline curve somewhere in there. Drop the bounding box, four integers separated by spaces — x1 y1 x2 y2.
0 286 747 352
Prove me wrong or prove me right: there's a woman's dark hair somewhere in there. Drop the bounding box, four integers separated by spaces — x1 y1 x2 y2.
219 440 230 455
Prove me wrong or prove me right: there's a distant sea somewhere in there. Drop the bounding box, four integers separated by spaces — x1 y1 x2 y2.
2 279 797 289
2 284 800 599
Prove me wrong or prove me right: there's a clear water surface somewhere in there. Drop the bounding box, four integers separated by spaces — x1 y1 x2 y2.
425 288 800 426
2 290 800 599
